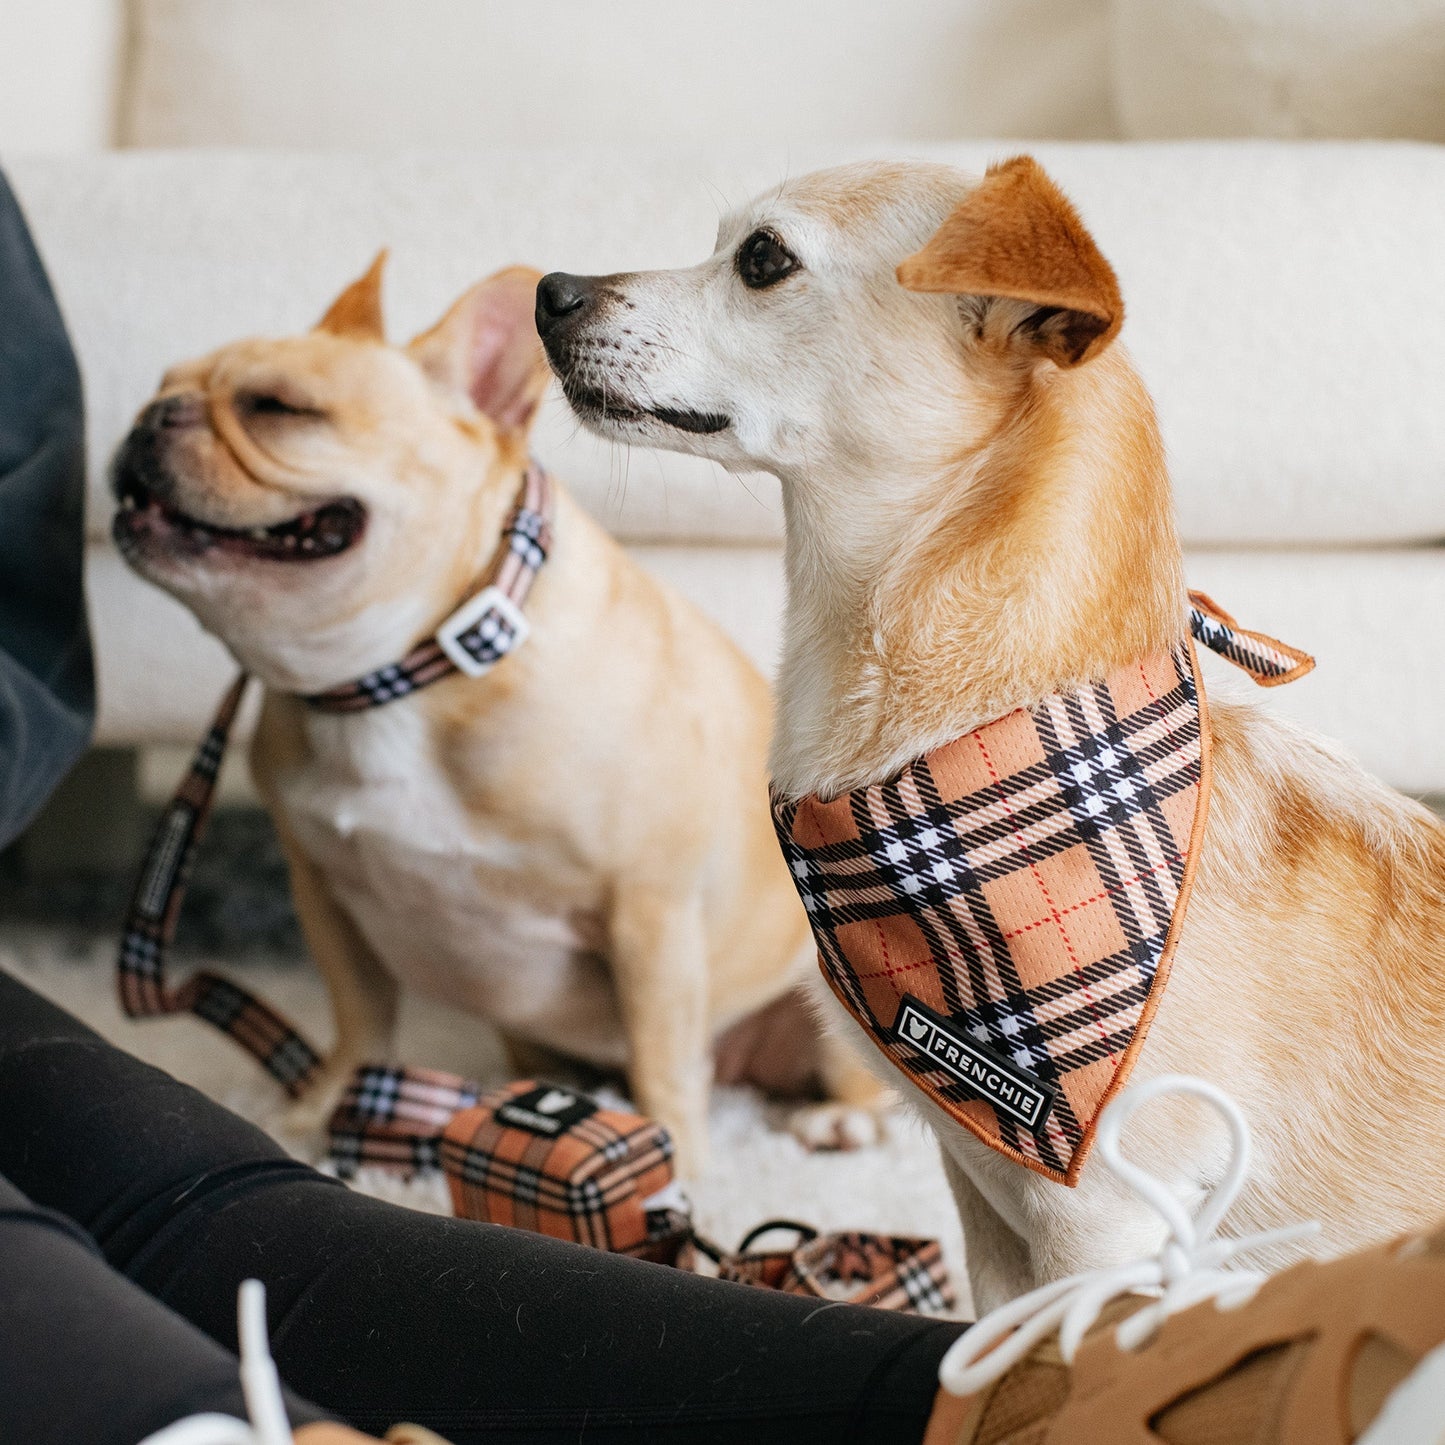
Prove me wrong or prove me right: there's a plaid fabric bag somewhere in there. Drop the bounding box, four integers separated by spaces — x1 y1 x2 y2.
695 1221 956 1316
773 593 1313 1186
439 1080 680 1255
327 1070 952 1312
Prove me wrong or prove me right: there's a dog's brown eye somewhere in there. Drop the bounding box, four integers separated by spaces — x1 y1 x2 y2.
238 391 325 420
736 229 800 290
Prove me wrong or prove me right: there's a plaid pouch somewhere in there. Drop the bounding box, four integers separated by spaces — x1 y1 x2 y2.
328 1070 952 1313
690 1220 957 1316
439 1080 681 1256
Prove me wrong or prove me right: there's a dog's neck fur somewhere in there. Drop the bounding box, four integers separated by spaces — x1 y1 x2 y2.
769 348 1185 801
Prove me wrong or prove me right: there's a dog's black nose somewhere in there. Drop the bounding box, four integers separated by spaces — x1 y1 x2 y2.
535 272 593 331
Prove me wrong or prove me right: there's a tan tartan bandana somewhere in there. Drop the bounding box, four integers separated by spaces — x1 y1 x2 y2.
772 592 1313 1186
117 464 553 1092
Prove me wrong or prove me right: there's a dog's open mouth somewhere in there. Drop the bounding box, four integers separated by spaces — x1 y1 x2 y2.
114 477 367 562
564 384 730 436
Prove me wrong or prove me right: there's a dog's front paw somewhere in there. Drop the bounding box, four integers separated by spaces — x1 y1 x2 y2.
787 1101 886 1151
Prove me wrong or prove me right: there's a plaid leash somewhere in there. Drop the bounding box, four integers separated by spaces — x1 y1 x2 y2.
773 593 1313 1186
117 673 324 1095
117 466 554 1090
328 1063 483 1174
330 1069 954 1313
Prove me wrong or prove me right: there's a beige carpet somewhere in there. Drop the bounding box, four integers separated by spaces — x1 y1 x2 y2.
2 924 971 1315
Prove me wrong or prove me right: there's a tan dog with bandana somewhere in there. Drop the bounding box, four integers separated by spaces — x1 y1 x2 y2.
539 156 1445 1309
112 256 886 1173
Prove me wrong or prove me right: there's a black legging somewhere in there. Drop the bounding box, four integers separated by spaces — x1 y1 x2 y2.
0 970 962 1443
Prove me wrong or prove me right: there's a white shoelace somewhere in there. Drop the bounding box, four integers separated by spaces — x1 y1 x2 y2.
937 1073 1321 1398
137 1279 294 1445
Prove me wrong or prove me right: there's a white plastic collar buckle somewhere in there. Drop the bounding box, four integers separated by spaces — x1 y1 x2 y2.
435 585 530 678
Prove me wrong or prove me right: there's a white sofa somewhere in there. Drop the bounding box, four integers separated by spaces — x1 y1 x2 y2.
6 2 1445 791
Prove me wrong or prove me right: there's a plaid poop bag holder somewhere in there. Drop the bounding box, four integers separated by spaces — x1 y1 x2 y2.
442 1081 680 1256
329 1068 955 1312
773 593 1314 1187
331 1071 683 1257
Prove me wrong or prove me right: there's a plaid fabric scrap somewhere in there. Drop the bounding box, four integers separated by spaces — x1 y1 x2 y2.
773 597 1312 1186
711 1223 956 1316
117 673 322 1097
440 1080 677 1255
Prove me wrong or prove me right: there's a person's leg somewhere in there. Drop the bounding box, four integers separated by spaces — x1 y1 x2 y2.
0 1170 335 1444
0 971 962 1443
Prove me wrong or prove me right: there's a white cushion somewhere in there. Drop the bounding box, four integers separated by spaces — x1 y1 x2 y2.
121 0 1113 150
1112 0 1445 141
10 143 1445 550
87 540 1445 794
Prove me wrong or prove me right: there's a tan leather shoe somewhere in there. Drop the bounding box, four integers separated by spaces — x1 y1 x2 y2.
926 1228 1445 1444
294 1427 388 1444
926 1075 1445 1445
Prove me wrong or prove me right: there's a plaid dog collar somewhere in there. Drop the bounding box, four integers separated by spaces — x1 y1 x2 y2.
117 464 554 1089
304 461 553 711
772 592 1313 1186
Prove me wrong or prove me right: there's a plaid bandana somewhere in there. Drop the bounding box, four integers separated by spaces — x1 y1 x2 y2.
117 465 554 1090
772 591 1313 1185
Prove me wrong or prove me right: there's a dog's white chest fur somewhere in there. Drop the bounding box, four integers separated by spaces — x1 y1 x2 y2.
276 705 626 1066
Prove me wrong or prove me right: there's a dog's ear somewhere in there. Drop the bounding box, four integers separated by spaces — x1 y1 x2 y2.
407 266 550 434
316 250 388 341
897 157 1122 368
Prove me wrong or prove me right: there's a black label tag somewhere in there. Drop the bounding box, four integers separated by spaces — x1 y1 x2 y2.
494 1084 598 1138
894 995 1054 1132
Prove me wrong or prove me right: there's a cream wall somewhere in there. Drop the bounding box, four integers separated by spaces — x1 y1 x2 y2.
0 0 1117 155
118 0 1114 149
0 0 124 151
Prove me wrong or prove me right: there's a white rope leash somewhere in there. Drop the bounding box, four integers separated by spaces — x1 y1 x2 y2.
937 1073 1321 1398
137 1280 294 1445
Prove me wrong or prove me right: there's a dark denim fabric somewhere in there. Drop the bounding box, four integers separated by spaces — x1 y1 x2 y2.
0 168 94 849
